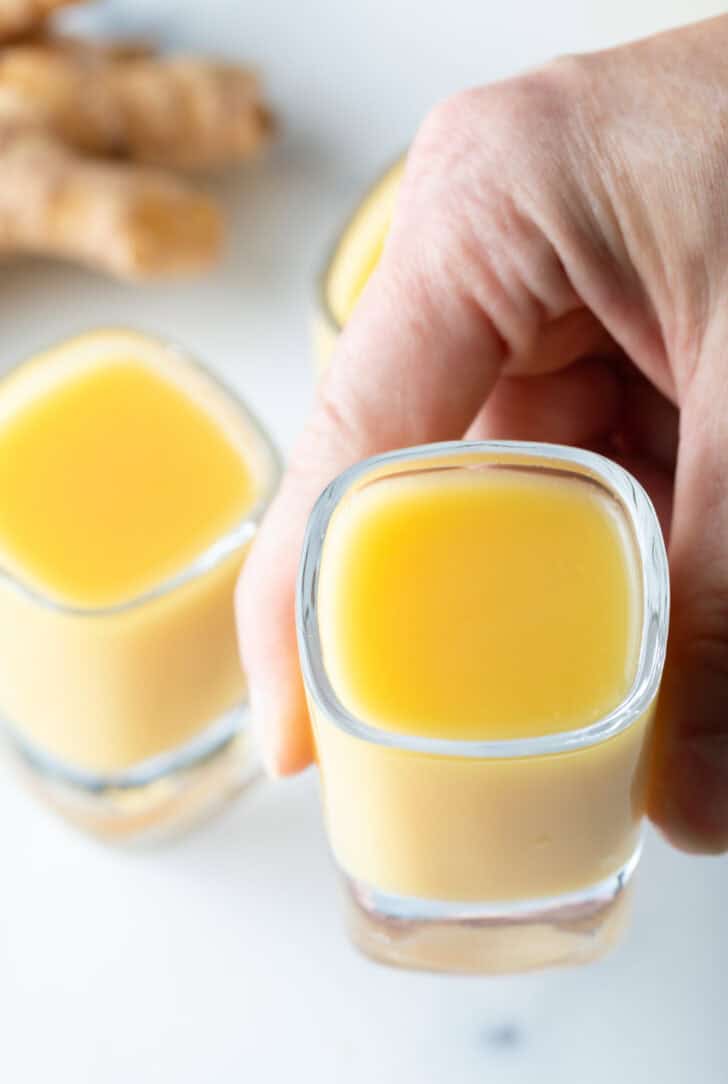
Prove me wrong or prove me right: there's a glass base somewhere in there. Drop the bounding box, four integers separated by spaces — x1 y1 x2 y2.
343 850 640 974
4 704 258 842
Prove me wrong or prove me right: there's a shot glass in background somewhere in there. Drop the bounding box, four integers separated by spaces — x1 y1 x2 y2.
0 330 280 839
298 441 669 973
313 158 404 374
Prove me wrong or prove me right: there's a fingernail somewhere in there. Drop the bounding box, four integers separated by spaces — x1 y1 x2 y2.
248 683 282 780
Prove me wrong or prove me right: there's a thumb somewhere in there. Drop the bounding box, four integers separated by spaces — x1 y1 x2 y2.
649 338 728 852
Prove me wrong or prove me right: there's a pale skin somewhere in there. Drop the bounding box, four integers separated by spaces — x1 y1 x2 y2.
238 15 728 854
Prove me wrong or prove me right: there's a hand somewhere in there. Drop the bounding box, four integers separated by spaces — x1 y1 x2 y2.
237 15 728 854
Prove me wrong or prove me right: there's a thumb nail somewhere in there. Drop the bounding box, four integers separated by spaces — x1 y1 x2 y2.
248 683 283 780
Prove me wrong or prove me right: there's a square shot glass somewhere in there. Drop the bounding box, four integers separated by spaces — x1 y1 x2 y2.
0 333 281 840
297 440 669 973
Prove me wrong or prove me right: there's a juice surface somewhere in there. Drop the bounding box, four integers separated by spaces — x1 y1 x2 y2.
0 355 254 607
318 467 641 741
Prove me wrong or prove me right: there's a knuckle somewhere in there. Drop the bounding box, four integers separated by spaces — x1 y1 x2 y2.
487 60 585 149
408 62 583 196
412 88 485 160
538 52 594 102
391 64 592 349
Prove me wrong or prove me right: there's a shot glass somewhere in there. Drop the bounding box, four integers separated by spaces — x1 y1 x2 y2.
297 441 669 973
313 157 404 374
0 331 281 840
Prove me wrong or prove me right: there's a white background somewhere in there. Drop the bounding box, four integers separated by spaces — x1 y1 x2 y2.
0 1 726 1081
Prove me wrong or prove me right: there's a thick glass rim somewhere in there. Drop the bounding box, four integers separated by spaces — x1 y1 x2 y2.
297 440 670 759
0 330 282 618
315 154 404 340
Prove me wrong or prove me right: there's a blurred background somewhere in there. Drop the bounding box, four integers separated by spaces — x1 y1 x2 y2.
0 1 726 1081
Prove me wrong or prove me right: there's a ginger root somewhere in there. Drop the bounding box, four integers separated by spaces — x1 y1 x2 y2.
0 0 78 43
0 40 273 170
0 1 273 278
0 123 223 277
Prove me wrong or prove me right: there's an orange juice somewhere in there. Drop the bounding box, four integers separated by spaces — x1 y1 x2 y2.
0 330 279 800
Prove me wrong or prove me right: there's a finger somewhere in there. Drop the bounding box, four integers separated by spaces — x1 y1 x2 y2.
237 132 583 776
648 345 728 852
236 496 314 775
467 356 623 444
618 366 679 471
502 306 618 377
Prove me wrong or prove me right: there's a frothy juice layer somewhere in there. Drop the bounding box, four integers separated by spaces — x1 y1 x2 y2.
310 458 655 903
318 468 640 741
0 330 274 774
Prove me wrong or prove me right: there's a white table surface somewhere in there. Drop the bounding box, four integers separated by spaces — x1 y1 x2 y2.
0 2 726 1082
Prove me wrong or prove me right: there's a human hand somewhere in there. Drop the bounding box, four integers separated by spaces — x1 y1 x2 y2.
237 15 728 853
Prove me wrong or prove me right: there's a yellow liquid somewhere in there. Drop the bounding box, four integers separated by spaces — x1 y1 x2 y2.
0 330 276 774
0 358 254 607
311 461 654 903
319 469 639 740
